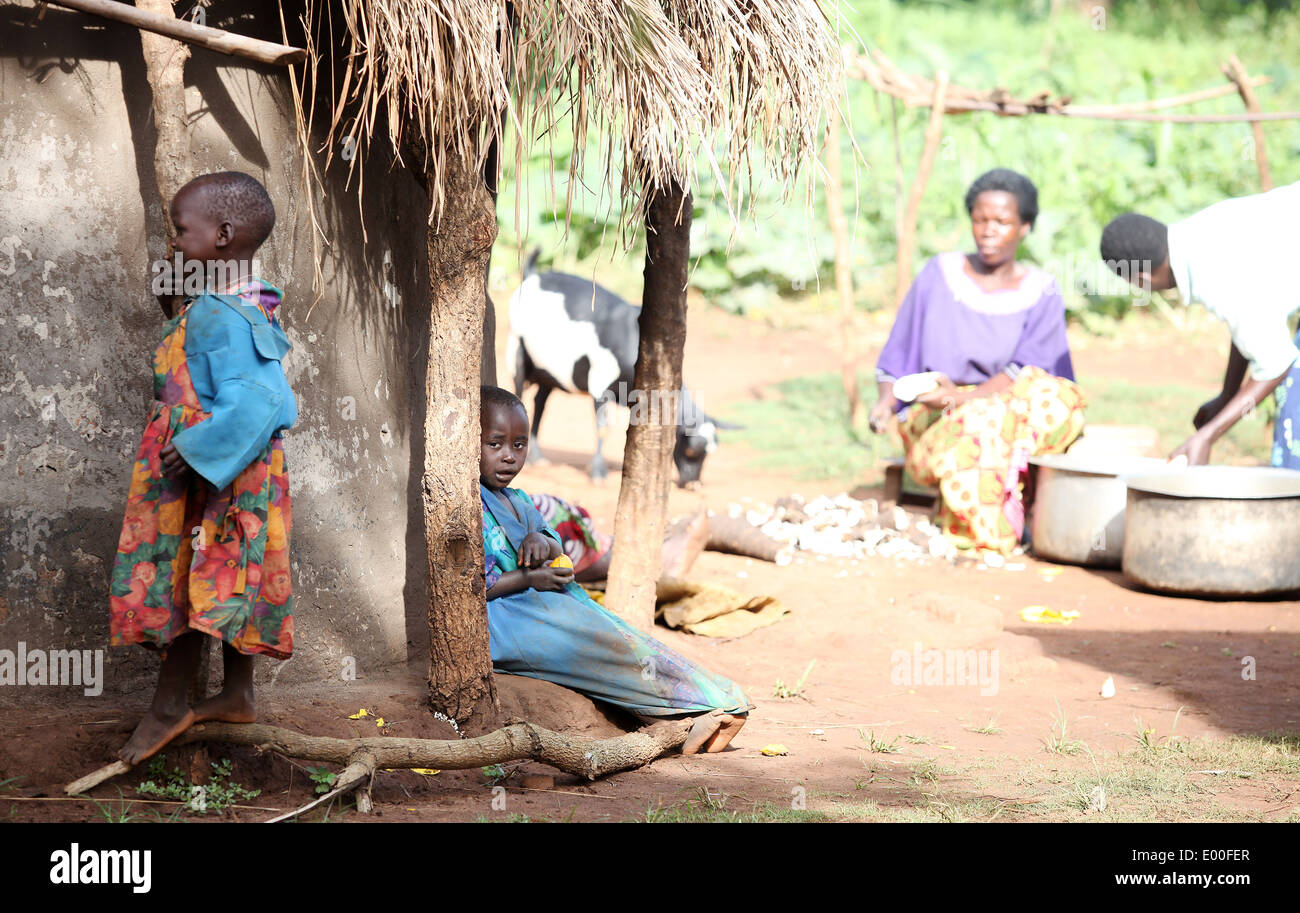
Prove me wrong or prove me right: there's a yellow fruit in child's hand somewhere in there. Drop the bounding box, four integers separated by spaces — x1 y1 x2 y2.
550 554 573 569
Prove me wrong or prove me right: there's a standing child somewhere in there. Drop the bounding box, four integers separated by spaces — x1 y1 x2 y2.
479 386 749 754
111 172 297 764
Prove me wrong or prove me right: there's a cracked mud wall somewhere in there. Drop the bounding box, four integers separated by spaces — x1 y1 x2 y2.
0 3 431 699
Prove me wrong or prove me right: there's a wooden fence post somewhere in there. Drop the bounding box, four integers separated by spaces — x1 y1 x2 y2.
894 71 949 310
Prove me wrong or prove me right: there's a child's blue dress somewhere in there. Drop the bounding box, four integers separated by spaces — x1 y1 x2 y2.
481 484 750 717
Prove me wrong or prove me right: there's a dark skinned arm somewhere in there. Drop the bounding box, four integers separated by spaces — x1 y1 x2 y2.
1173 368 1287 465
485 564 574 599
1193 344 1248 429
484 530 569 599
868 379 898 433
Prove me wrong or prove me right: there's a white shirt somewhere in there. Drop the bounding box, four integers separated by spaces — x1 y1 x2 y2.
1167 181 1300 381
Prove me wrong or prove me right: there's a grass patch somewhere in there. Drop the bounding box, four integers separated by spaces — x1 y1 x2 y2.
772 660 816 700
729 372 898 484
991 733 1300 822
1077 376 1273 464
860 729 902 754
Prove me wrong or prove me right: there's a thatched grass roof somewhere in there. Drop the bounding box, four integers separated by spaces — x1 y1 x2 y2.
295 0 843 229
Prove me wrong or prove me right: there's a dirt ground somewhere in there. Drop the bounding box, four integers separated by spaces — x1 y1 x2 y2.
5 303 1298 823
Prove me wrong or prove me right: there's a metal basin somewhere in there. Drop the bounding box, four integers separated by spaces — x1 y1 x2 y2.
1029 453 1168 567
1121 466 1300 596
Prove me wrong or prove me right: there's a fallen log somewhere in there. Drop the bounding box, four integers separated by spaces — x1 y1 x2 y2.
65 718 693 800
707 513 791 564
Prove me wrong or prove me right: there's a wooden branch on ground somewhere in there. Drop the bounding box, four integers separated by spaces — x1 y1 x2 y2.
47 0 307 66
65 718 694 802
706 513 789 563
1223 54 1273 191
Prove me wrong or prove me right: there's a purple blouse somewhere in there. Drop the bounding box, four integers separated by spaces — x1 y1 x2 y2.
876 252 1074 397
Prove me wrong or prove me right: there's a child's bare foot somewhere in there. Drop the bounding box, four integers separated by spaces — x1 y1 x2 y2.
191 688 256 724
118 705 196 765
193 643 257 723
662 507 710 578
681 711 724 755
703 713 746 752
119 631 206 765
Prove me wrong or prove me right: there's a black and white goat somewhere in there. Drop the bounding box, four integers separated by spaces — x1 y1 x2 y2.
507 251 734 485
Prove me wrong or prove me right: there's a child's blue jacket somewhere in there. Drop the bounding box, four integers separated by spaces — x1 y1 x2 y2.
171 293 298 490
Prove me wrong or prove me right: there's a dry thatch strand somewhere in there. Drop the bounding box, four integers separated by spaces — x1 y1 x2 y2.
291 0 843 231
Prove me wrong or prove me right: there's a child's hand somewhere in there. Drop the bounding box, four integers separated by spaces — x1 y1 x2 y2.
518 532 553 569
160 442 189 476
525 564 574 592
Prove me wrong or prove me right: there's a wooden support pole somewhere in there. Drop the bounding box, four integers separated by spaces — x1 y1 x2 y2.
1223 54 1273 191
823 117 861 428
895 71 948 310
47 0 307 66
424 150 498 726
605 180 693 632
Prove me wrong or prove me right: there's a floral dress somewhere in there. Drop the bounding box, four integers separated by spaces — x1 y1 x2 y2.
110 286 295 658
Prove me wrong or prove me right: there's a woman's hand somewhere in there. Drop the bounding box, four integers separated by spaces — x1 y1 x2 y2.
868 397 897 434
1170 432 1213 466
160 442 189 476
517 531 554 569
914 377 965 411
525 564 574 592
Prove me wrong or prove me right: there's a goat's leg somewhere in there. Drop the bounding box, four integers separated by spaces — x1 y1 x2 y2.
590 395 610 483
528 385 552 464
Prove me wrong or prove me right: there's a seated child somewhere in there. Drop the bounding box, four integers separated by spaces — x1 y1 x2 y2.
480 386 749 754
110 172 297 764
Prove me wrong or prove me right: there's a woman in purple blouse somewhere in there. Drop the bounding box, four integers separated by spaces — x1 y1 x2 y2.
869 169 1087 555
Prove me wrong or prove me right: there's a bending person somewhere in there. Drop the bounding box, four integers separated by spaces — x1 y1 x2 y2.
1100 181 1300 466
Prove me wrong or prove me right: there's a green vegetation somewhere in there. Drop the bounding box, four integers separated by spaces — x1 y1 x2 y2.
772 660 818 699
861 729 903 753
729 372 898 484
136 756 260 815
491 1 1300 323
306 766 337 795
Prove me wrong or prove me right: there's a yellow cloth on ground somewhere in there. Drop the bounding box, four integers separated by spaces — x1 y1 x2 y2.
654 577 789 638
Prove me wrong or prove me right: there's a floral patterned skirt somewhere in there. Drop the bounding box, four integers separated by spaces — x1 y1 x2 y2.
109 399 293 658
528 492 612 575
899 367 1086 555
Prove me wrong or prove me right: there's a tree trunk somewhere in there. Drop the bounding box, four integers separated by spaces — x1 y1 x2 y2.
424 150 499 725
823 117 861 428
604 182 692 631
138 0 190 320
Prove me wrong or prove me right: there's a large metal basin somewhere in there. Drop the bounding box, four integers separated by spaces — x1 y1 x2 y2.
1121 466 1300 596
1029 453 1168 567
